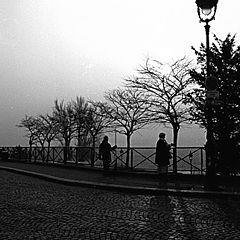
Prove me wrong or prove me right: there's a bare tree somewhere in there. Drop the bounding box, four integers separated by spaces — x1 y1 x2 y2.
37 114 59 162
71 96 90 163
126 57 193 173
86 101 115 166
72 96 89 147
104 87 152 168
52 99 75 163
17 115 38 161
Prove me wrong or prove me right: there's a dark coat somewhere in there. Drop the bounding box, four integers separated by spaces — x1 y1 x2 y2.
155 138 171 166
99 140 113 162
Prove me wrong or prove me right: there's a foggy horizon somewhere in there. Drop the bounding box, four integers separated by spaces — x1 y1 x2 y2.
0 0 239 147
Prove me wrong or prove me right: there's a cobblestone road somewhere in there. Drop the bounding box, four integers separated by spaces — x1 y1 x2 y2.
1 170 240 239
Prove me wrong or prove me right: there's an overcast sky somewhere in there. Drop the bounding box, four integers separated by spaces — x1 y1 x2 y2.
0 0 239 146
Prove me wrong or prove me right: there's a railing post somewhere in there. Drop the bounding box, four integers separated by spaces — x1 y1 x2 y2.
90 147 95 167
189 151 193 175
131 148 133 171
52 147 55 164
34 147 37 163
172 145 178 175
201 147 204 175
75 147 78 165
113 149 117 170
28 147 31 162
63 147 67 164
120 149 123 168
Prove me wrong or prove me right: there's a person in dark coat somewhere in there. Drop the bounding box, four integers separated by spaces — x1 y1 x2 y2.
99 136 117 171
155 132 171 175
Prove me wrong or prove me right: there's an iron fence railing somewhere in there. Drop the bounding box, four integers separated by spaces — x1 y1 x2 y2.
0 146 206 175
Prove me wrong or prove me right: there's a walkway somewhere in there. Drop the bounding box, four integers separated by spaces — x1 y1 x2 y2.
1 167 240 239
1 160 240 198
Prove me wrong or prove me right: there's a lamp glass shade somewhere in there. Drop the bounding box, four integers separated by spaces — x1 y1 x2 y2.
202 8 212 16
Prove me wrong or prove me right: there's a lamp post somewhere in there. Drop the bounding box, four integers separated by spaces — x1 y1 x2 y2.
196 0 219 190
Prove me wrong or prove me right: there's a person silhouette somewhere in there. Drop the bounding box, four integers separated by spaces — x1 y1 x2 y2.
99 136 117 172
155 132 171 178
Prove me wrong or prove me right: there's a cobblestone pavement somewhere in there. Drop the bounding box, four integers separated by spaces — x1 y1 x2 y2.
1 171 240 240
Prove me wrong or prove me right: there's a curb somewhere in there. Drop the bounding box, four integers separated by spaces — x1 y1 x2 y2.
1 166 240 198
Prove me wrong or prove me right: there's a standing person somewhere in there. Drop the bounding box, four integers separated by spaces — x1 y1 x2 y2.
155 133 171 176
99 136 117 172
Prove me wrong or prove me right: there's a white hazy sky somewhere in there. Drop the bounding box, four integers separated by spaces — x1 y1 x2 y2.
0 0 239 147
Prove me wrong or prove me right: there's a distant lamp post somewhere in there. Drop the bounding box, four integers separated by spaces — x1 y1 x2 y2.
196 0 219 190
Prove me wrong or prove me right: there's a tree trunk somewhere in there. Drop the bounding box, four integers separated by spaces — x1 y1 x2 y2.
91 135 96 167
46 141 51 163
126 134 131 168
64 138 70 164
76 127 81 162
28 139 32 162
172 126 179 175
40 143 45 163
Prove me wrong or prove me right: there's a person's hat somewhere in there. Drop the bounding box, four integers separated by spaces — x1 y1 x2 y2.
159 132 165 138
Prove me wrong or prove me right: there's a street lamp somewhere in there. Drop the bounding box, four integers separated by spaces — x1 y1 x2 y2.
196 0 219 190
196 0 218 22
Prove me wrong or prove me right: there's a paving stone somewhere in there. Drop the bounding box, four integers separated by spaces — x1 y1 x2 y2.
1 170 240 239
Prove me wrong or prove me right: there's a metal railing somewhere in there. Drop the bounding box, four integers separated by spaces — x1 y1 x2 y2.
0 146 206 175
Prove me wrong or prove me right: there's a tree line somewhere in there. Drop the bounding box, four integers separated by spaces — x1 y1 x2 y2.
18 34 240 174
